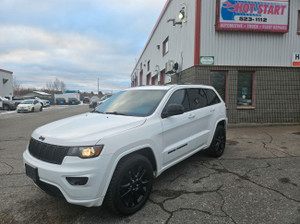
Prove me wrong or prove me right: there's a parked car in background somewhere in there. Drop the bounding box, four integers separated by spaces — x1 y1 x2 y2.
0 96 16 110
99 94 112 105
83 97 90 104
68 98 80 105
35 97 50 107
56 98 66 105
89 96 100 108
89 95 113 108
12 96 25 106
17 100 42 113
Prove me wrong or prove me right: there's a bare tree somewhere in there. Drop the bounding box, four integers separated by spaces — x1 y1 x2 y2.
60 80 66 92
13 77 22 96
46 77 66 93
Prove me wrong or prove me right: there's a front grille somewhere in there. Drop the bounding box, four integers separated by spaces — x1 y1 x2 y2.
28 138 69 165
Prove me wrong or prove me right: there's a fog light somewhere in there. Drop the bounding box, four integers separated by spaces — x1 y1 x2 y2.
66 177 88 186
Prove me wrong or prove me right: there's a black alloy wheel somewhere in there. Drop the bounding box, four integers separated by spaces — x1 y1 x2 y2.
208 125 226 157
105 154 153 215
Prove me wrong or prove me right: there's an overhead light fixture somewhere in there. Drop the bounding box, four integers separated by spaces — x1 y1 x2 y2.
179 8 185 21
167 4 187 26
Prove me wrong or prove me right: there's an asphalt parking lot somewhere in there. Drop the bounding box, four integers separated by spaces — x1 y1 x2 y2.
0 105 299 224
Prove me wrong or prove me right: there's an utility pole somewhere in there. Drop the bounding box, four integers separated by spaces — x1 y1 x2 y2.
97 77 99 96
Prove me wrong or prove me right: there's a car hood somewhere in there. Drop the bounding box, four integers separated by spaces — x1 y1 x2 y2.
18 103 33 107
31 112 146 146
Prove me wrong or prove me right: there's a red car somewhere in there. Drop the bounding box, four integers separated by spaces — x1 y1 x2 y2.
82 97 90 104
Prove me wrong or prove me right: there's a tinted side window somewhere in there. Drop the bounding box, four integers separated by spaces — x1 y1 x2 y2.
205 89 221 106
163 89 190 113
187 89 208 110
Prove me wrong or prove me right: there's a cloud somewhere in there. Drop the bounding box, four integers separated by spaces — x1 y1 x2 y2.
0 0 167 92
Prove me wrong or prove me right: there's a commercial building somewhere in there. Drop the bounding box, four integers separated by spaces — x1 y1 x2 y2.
0 69 13 100
131 0 300 124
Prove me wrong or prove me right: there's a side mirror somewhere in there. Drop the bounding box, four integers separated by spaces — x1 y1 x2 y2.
162 104 184 118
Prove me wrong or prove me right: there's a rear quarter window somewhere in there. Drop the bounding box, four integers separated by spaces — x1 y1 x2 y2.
187 89 208 110
205 89 221 106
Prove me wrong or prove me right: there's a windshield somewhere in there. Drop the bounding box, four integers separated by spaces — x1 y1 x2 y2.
22 100 33 104
94 90 167 117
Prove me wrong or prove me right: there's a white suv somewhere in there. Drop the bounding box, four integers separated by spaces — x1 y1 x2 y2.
23 85 227 215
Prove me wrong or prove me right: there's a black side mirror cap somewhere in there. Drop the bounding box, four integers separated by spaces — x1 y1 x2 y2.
162 104 184 118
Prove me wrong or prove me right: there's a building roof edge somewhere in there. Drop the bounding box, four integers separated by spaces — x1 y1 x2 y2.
131 0 171 76
0 69 13 74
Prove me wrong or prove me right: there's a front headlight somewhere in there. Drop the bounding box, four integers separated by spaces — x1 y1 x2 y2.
67 145 104 159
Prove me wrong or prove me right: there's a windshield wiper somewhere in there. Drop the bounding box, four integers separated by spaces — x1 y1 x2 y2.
93 110 106 114
105 111 129 116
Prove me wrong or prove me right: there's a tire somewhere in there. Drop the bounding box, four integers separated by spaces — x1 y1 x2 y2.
3 104 9 111
40 106 43 111
31 107 34 112
207 125 226 158
105 154 153 215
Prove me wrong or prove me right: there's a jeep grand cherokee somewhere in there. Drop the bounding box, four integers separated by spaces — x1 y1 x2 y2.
23 85 227 215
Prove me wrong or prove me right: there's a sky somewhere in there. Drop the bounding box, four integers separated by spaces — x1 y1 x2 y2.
0 0 166 93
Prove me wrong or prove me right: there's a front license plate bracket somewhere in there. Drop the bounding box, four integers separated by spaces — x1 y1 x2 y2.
25 164 39 183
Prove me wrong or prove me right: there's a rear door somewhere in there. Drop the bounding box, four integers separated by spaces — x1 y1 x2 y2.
185 88 213 150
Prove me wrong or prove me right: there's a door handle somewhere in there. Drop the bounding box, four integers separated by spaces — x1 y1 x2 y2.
210 108 215 113
188 114 195 119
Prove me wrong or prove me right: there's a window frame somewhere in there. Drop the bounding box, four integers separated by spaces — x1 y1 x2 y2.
162 37 169 56
162 88 221 118
147 60 150 71
236 71 255 109
209 70 228 104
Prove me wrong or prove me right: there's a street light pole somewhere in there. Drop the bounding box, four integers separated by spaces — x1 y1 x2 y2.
98 77 99 96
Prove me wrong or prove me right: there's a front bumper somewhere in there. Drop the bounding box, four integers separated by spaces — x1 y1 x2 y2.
23 148 112 207
18 108 31 112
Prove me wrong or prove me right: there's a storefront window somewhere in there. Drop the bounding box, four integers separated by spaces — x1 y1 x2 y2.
237 72 254 106
210 71 227 102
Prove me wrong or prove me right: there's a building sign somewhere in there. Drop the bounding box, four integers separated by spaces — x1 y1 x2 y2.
216 0 289 33
292 53 300 67
200 56 214 65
